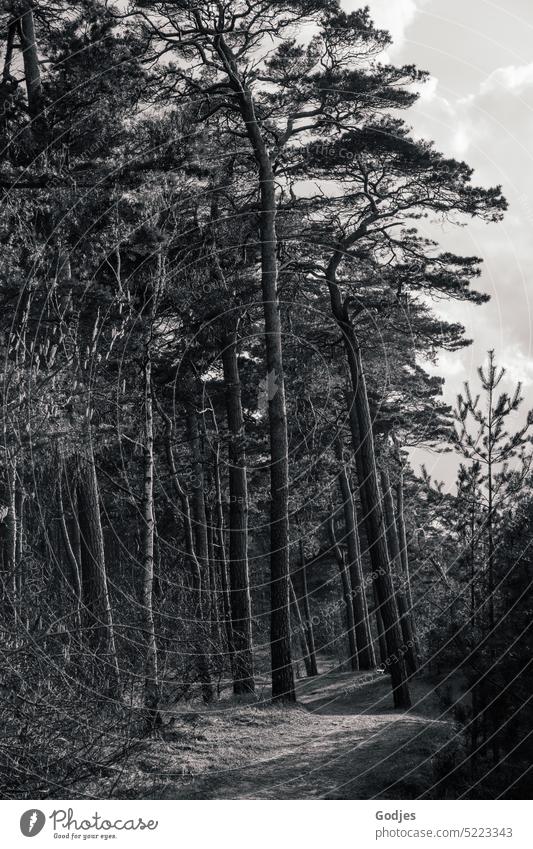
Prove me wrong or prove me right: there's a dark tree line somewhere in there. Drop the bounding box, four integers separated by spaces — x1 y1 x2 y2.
0 0 530 799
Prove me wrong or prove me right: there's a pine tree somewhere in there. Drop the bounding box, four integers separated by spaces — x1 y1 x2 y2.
454 350 533 630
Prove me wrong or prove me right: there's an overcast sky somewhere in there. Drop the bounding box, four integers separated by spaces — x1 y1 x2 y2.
342 0 533 482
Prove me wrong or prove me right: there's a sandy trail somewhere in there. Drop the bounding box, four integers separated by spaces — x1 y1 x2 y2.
128 672 454 800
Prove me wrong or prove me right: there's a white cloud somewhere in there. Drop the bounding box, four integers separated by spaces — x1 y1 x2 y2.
455 64 533 167
498 345 533 389
451 125 471 157
410 59 533 166
480 63 533 95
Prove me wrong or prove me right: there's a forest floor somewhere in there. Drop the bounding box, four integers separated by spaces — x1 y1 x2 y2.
87 668 459 800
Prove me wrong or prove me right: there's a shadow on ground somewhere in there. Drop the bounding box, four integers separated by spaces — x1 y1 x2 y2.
118 672 457 800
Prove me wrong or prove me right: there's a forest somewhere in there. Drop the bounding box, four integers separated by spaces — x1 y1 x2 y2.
0 0 531 801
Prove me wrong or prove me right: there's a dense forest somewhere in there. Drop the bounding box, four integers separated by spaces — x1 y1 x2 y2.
0 0 531 800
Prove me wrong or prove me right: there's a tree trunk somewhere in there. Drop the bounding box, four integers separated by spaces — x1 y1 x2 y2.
251 131 294 702
15 486 24 614
335 437 374 669
7 461 16 608
141 333 160 725
212 438 236 671
380 467 418 676
58 458 82 635
326 251 410 707
65 471 83 585
2 20 16 83
186 408 210 603
17 2 46 139
214 37 294 701
289 579 313 677
487 449 495 633
395 465 421 660
395 466 414 613
328 516 358 672
221 325 254 694
159 405 202 590
157 401 213 703
374 600 388 667
206 501 223 652
76 445 120 694
470 496 476 622
0 460 17 615
294 539 318 676
187 408 219 700
359 510 389 667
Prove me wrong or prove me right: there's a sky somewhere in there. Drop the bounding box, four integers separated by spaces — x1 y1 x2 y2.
342 0 533 482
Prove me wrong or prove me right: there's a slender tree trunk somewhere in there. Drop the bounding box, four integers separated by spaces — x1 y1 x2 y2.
186 406 216 699
486 375 495 632
58 459 82 635
326 253 410 707
289 578 313 677
159 408 201 589
253 136 294 702
214 38 294 700
60 462 83 587
395 467 414 613
186 408 210 601
0 460 17 615
395 465 421 661
206 503 215 612
470 499 476 622
141 330 160 724
486 373 498 764
16 1 46 141
185 402 216 701
294 539 318 676
2 20 16 82
212 438 235 671
202 488 214 631
487 452 495 632
335 437 374 669
345 377 410 703
221 325 254 694
206 501 223 652
255 144 294 703
380 467 417 675
374 600 388 667
76 444 120 694
7 461 16 608
356 494 385 665
0 19 16 140
157 402 213 702
15 487 24 613
328 516 358 671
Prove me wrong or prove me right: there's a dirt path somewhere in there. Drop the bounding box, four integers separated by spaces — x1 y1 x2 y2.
124 672 455 800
